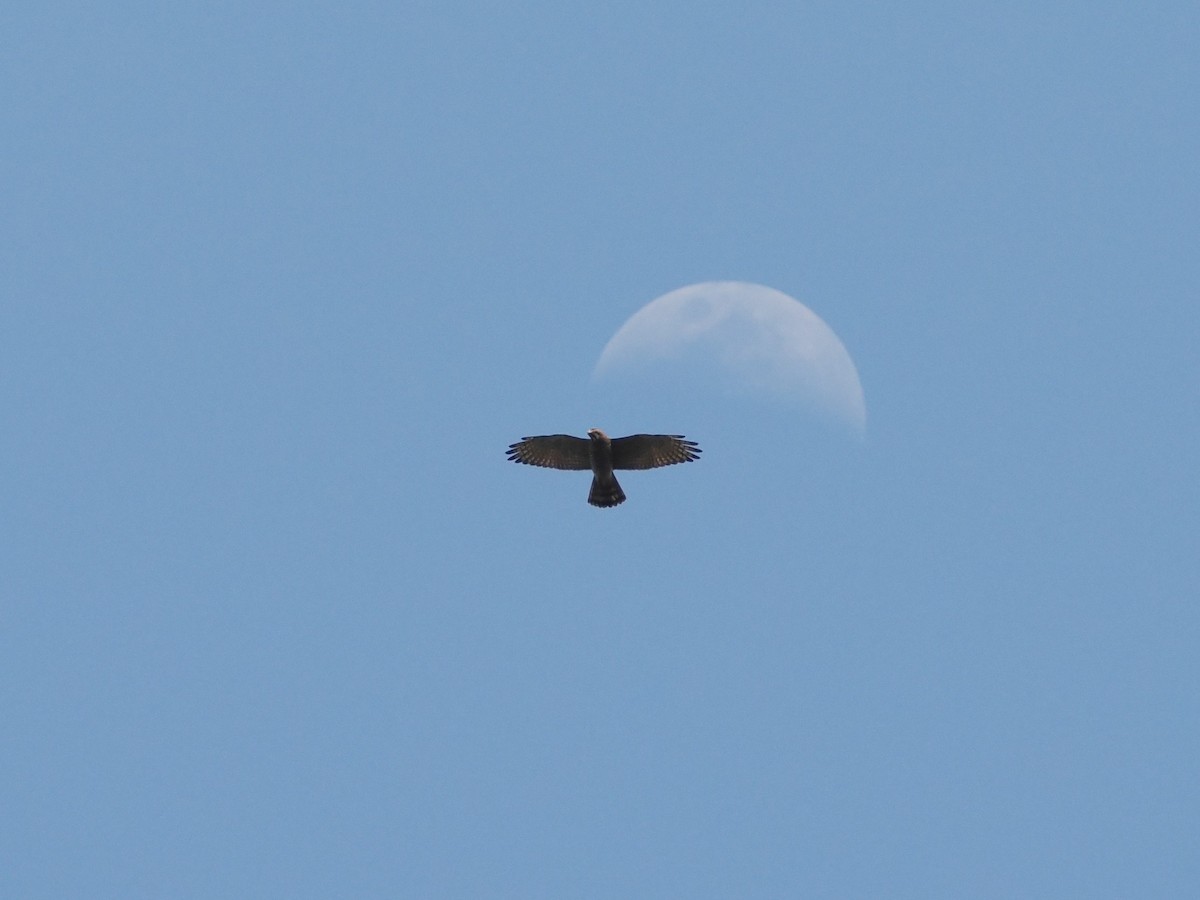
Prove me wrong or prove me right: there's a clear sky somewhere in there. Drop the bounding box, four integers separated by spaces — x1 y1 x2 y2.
3 3 1197 897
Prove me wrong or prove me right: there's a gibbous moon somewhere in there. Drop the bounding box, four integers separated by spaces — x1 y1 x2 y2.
593 282 866 432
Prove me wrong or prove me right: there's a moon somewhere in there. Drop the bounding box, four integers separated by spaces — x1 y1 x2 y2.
593 282 866 432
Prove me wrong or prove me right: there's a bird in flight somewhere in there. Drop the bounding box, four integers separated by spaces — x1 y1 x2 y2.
506 428 701 507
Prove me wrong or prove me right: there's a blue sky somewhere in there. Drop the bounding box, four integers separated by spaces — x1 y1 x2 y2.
3 2 1197 897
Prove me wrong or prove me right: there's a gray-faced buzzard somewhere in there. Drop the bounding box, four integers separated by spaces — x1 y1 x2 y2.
506 428 701 507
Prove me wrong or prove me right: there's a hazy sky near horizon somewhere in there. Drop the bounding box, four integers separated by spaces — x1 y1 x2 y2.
3 3 1198 897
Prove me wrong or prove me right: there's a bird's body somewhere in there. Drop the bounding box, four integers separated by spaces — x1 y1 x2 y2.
506 428 701 507
584 428 624 507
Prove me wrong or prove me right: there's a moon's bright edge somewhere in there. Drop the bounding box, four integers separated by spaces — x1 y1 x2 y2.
593 282 866 432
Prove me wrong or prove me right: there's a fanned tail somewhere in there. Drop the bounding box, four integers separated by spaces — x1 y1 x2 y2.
588 474 626 508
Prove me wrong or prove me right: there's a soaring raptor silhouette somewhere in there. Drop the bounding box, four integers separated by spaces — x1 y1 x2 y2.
506 428 701 507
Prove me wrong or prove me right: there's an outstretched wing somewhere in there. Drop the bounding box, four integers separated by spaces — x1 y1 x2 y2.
610 434 701 470
506 434 592 470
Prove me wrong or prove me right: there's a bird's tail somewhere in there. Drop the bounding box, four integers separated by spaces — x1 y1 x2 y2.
588 473 626 508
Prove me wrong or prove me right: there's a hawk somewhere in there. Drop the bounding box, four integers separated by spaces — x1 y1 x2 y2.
506 428 701 508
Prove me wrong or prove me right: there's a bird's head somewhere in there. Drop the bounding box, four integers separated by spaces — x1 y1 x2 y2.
587 428 608 442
